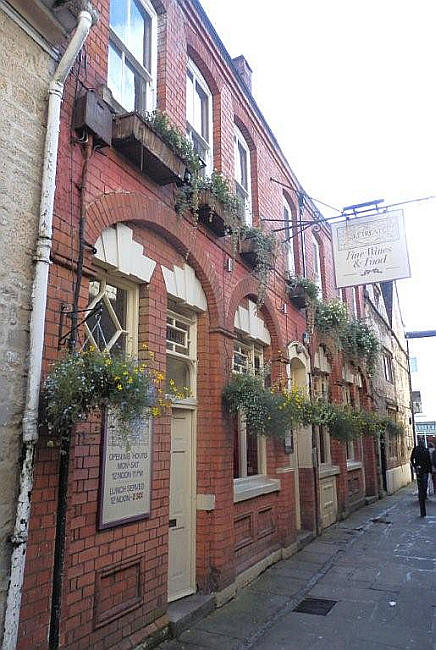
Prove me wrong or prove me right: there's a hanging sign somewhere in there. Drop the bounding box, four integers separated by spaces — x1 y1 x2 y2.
99 409 153 529
331 209 411 288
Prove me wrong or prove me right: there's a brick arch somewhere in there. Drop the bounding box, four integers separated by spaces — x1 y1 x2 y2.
225 276 285 351
186 43 221 96
233 113 256 153
85 191 224 329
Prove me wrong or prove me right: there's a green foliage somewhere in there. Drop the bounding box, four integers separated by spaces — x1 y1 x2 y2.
340 319 379 375
144 110 201 171
314 300 348 335
240 226 276 307
223 376 401 444
287 276 320 303
176 169 244 255
222 375 308 438
40 348 180 436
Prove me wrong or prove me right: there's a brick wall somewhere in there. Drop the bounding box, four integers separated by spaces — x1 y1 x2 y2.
16 0 375 647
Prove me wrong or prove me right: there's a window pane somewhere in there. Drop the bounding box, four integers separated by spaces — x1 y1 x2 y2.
110 0 128 42
166 356 189 393
129 0 145 66
108 43 123 106
123 60 136 111
246 433 259 476
87 283 127 355
186 69 194 125
195 81 209 142
238 142 248 189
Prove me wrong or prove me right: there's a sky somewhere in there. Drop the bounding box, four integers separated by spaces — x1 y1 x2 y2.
200 0 436 332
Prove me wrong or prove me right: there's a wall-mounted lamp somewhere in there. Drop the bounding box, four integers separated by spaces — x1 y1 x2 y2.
302 331 310 346
280 303 287 314
226 258 233 272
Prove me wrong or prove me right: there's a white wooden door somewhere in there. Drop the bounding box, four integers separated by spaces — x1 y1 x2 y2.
320 476 338 529
168 409 195 601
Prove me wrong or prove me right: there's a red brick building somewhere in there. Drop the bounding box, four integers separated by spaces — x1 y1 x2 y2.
14 1 379 648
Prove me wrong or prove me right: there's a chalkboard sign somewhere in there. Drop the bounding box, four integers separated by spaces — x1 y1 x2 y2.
99 409 153 529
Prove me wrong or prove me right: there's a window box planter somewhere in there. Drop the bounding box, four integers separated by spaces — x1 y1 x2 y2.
112 113 187 185
239 236 274 269
197 189 229 237
287 284 309 309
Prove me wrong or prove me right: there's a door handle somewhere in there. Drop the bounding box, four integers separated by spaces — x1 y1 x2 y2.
169 518 177 528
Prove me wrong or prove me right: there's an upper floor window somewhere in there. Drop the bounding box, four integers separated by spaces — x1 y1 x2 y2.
312 237 323 299
284 197 295 275
410 357 418 373
383 351 394 383
108 0 157 113
234 125 252 224
186 59 213 174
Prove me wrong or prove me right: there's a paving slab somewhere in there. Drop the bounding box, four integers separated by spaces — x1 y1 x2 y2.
153 484 436 650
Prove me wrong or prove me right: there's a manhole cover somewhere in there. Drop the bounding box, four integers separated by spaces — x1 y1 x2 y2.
293 597 337 616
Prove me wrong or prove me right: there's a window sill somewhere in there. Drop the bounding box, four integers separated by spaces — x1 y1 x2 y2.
347 460 363 472
234 476 281 503
319 464 340 479
167 397 197 409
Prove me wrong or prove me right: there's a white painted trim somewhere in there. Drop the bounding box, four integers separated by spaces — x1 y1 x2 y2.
94 223 156 284
319 464 340 478
234 300 271 345
186 57 213 175
234 124 252 225
162 263 207 312
347 460 363 472
233 476 281 503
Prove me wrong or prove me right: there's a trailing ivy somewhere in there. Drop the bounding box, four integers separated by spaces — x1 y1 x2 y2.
240 226 276 307
340 319 379 375
222 374 308 438
314 299 348 336
222 375 401 444
287 276 319 304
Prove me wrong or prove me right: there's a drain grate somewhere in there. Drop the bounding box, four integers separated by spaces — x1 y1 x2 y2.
293 597 337 616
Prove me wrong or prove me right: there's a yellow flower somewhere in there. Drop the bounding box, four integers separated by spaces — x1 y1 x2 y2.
88 345 95 352
116 384 123 391
150 407 160 417
128 377 133 384
142 343 148 350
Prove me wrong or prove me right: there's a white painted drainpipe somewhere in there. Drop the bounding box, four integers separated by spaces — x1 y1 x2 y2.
2 8 97 649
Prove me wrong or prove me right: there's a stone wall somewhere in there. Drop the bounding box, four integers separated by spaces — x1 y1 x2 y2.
0 8 53 631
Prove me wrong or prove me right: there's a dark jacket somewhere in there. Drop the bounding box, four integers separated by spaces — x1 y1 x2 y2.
410 445 432 474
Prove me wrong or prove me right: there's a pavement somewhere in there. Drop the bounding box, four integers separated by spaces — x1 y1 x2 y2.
156 483 436 650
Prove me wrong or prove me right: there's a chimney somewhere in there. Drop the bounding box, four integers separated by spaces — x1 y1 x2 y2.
232 55 252 93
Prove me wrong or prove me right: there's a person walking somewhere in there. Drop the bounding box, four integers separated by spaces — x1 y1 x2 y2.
410 440 432 517
427 442 436 495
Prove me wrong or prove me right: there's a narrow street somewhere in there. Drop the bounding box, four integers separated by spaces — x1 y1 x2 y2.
157 484 436 650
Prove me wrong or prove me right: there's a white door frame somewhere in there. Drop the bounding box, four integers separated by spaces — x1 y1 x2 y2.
168 403 197 602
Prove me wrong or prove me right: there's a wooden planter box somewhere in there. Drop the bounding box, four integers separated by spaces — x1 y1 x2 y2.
197 189 228 237
112 113 187 185
287 284 309 309
239 237 258 267
239 237 275 270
